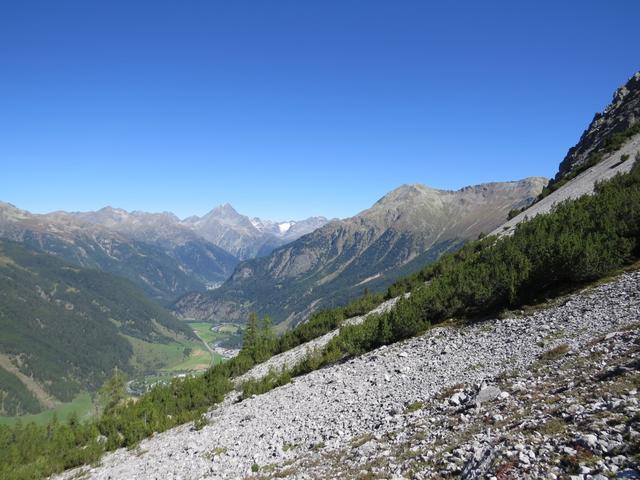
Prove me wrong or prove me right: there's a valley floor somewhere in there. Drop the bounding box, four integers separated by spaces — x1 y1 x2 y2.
56 271 640 479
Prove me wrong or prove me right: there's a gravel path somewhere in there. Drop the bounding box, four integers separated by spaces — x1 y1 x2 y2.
56 270 640 480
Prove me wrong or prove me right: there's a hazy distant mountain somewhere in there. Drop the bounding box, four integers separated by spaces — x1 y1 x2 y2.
184 203 329 259
250 216 330 242
68 206 240 288
0 203 239 302
0 202 328 302
174 177 547 327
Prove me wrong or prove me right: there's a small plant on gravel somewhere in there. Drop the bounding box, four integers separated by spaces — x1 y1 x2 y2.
273 466 299 478
538 417 567 436
69 469 91 480
437 383 465 400
540 343 570 362
560 444 594 474
203 447 227 460
495 461 516 480
251 463 260 472
351 433 374 448
405 401 424 413
193 413 209 430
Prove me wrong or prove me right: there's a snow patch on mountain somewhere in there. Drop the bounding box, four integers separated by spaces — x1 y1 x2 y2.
278 222 293 234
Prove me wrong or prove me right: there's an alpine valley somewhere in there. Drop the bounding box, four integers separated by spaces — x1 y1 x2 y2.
33 69 640 480
1 66 640 480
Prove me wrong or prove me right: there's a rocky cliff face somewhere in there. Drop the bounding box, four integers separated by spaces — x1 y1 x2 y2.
173 177 547 325
556 71 640 182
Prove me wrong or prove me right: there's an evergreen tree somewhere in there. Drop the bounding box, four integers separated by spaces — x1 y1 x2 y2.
242 313 260 359
99 368 127 414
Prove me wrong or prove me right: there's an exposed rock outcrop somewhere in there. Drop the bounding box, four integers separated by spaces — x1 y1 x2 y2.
556 72 640 182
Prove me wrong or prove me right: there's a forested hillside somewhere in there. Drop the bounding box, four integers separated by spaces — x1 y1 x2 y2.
0 240 195 416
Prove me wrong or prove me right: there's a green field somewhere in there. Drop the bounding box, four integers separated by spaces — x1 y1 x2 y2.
0 392 94 427
188 321 243 352
168 346 222 371
126 335 214 373
217 323 241 334
189 322 220 345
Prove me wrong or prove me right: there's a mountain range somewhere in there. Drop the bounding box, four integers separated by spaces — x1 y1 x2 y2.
0 202 327 302
182 204 329 260
173 72 640 329
2 70 637 428
174 177 547 327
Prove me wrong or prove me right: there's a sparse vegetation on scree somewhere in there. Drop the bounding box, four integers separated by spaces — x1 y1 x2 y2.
1 158 639 480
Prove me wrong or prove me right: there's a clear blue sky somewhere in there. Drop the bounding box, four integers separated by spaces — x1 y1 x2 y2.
1 1 638 220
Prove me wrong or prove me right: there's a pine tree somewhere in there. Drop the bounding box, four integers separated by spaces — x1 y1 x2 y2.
260 316 275 350
242 313 260 359
99 368 127 414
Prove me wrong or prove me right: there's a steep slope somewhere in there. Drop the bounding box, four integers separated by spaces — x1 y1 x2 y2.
0 239 195 416
174 177 546 326
555 71 640 183
185 204 329 259
493 135 639 236
495 70 640 236
55 271 640 480
0 203 238 302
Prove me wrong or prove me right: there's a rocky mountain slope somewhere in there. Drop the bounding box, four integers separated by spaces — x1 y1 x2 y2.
493 133 640 236
56 269 640 480
495 71 640 236
68 206 241 286
0 239 195 416
556 71 640 182
184 204 328 260
174 177 546 326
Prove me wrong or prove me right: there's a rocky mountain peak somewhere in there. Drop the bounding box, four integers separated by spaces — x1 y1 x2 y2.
197 203 254 230
0 201 30 221
211 203 241 217
555 71 640 181
372 184 436 207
